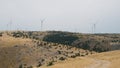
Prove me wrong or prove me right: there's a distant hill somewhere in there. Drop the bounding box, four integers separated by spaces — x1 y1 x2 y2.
1 31 120 52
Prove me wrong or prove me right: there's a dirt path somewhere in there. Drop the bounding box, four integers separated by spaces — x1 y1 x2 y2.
85 58 110 68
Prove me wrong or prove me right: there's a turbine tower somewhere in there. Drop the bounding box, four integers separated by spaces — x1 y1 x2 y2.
90 18 102 34
7 18 12 31
40 19 45 31
92 20 98 34
10 18 12 31
93 23 96 34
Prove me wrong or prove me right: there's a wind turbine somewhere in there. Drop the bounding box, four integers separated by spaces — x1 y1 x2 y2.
10 18 12 31
89 17 103 34
90 20 99 34
92 19 100 34
17 24 20 31
93 23 96 34
7 18 12 31
92 23 97 34
40 19 45 31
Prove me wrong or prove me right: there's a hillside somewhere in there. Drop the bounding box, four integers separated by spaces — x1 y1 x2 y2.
3 31 120 52
39 50 120 68
0 32 93 68
0 31 120 68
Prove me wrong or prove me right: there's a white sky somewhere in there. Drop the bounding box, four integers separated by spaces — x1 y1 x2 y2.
0 0 120 33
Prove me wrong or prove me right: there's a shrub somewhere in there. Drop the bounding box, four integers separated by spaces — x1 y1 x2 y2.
72 38 111 52
43 32 79 45
27 66 33 68
19 64 23 68
0 33 2 36
59 57 66 61
47 61 53 66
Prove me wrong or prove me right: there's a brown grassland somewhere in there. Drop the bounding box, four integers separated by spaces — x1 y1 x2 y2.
0 31 120 68
39 50 120 68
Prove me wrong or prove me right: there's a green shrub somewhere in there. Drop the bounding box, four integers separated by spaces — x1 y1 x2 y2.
43 32 79 45
59 57 66 61
47 61 53 66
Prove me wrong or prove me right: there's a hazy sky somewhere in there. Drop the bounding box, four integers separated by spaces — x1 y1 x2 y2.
0 0 120 33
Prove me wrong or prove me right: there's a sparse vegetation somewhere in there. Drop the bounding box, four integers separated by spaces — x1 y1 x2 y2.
19 64 22 68
0 32 2 36
72 38 111 52
47 61 54 66
0 31 119 68
59 57 66 61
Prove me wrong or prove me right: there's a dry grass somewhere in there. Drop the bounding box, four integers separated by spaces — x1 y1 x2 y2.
88 50 120 68
0 32 119 68
0 34 92 68
39 57 94 68
0 34 32 47
39 50 120 68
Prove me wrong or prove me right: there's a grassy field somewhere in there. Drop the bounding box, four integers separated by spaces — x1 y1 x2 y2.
39 50 120 68
0 33 32 47
38 57 93 68
88 50 120 68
